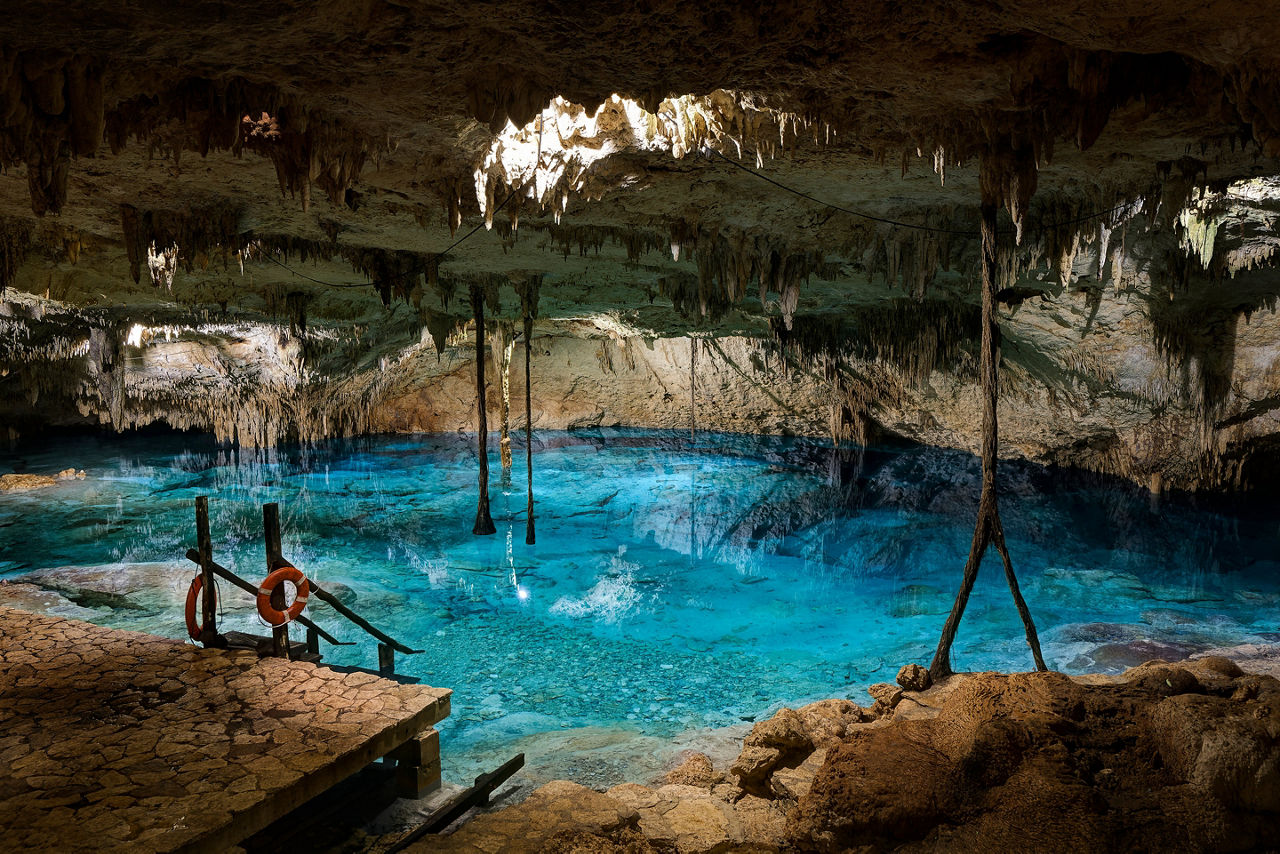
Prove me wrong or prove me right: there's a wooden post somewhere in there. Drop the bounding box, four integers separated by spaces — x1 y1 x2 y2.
306 626 319 657
378 642 395 675
263 502 289 659
194 496 218 645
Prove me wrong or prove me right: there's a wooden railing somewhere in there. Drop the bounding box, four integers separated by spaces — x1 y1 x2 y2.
186 497 422 672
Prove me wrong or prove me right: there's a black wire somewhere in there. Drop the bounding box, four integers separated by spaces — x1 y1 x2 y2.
259 149 1134 290
709 147 1137 237
260 189 520 288
262 252 368 288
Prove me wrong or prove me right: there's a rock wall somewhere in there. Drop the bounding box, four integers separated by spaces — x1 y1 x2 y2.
4 230 1280 494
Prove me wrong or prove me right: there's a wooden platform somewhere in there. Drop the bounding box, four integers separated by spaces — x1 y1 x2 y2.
0 606 450 853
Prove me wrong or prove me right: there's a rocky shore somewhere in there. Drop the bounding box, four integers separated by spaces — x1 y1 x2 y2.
399 652 1280 853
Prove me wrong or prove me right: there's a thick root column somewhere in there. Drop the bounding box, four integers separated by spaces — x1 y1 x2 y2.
689 336 697 439
471 284 496 536
491 321 515 475
517 274 540 546
930 196 1046 680
524 314 535 544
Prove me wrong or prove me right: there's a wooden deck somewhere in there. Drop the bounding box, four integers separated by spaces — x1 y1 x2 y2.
0 606 449 853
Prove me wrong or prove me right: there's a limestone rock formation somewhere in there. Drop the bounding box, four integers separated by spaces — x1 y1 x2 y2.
386 655 1279 853
0 473 56 491
3 4 1280 489
896 663 932 692
790 665 1280 852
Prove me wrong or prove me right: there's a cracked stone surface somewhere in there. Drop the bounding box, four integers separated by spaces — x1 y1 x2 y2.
0 605 450 853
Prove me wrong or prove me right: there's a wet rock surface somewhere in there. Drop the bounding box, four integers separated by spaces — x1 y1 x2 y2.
791 663 1280 853
394 651 1280 854
0 473 57 491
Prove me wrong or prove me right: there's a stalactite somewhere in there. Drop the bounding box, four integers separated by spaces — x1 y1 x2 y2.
515 274 541 545
285 291 309 338
421 308 461 358
0 217 32 295
491 320 515 475
119 201 242 285
0 57 381 216
470 284 496 536
772 299 981 385
930 164 1047 681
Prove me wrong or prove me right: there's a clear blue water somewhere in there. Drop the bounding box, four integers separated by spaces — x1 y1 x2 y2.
2 429 1278 782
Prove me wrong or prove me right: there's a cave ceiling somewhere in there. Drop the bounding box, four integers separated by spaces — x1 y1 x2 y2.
2 0 1280 335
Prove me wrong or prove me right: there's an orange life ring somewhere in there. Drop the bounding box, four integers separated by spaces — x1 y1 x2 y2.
185 574 212 642
256 561 310 626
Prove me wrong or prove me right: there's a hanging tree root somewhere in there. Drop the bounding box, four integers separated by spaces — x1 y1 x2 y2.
471 284 496 536
491 321 515 477
689 336 697 440
929 187 1047 681
523 312 535 544
517 274 540 546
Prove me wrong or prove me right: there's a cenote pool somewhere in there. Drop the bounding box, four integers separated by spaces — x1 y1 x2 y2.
2 429 1278 783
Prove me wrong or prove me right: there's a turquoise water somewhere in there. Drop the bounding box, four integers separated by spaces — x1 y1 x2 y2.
2 429 1279 781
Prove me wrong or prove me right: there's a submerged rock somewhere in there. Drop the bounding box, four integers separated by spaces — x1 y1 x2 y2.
0 473 57 492
1081 638 1205 672
0 581 108 620
418 780 640 853
18 563 199 613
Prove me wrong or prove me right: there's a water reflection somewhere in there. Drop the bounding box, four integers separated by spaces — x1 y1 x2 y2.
2 428 1278 782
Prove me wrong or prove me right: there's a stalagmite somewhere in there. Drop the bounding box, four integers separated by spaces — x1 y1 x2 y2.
491 321 515 475
930 152 1047 681
470 284 496 536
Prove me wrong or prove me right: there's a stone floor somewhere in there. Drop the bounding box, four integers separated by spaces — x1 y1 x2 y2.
0 606 451 853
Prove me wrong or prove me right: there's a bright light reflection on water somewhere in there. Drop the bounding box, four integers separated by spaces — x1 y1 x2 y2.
2 429 1278 782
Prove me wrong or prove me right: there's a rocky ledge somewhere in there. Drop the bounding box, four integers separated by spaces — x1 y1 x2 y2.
402 654 1280 853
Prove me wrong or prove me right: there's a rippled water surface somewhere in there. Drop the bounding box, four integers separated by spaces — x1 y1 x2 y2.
2 430 1278 781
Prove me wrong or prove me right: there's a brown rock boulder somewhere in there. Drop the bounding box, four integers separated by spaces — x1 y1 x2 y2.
934 754 1110 853
664 751 721 788
747 707 811 752
788 721 961 847
788 668 1280 853
896 663 932 692
867 682 903 715
732 707 815 794
731 794 788 851
729 744 783 792
795 699 864 747
770 747 827 800
1149 689 1280 811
